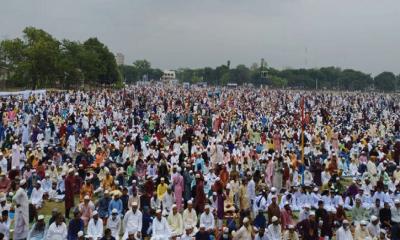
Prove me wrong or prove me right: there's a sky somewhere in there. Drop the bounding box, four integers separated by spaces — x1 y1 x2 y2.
1 0 399 75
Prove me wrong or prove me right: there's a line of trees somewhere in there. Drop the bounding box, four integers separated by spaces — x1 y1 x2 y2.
1 27 399 91
0 27 122 89
173 65 399 92
120 60 399 91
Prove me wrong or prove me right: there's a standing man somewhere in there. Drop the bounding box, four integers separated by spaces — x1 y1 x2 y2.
65 168 75 219
13 179 29 240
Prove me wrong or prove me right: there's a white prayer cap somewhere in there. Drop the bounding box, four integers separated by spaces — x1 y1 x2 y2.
313 187 319 192
309 211 316 216
271 187 277 192
92 210 98 217
380 229 387 234
343 219 349 224
205 205 210 209
395 199 400 204
271 216 278 222
185 225 193 230
200 224 206 228
38 215 45 220
288 224 295 229
187 200 193 204
20 179 27 186
172 204 177 209
112 208 118 214
360 220 368 226
132 201 138 206
84 195 90 200
195 173 200 178
68 168 74 173
243 217 249 223
371 215 378 221
304 204 311 209
156 209 162 214
77 231 84 237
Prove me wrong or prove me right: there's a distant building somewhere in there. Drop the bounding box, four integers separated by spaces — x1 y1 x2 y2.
115 53 124 65
161 70 176 83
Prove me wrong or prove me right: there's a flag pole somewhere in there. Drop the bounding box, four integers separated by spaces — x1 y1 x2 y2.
301 96 305 164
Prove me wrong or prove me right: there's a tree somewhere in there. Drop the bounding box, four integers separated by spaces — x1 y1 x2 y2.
133 59 151 81
374 71 397 92
0 27 122 89
58 40 84 88
270 75 288 88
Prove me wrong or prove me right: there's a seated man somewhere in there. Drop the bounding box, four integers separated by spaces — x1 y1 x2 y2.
199 205 215 235
167 205 183 236
48 181 64 201
31 181 44 209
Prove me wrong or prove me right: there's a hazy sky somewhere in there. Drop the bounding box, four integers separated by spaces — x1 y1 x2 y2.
1 0 399 75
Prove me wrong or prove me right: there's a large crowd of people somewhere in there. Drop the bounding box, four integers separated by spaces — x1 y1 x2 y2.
0 84 399 240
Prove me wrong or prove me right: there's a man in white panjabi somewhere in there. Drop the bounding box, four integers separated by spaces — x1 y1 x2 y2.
152 209 171 240
122 201 142 239
199 205 215 234
167 204 183 236
233 217 252 240
87 211 104 239
336 220 353 240
13 179 29 240
45 213 68 240
107 208 121 240
182 200 198 233
31 181 44 209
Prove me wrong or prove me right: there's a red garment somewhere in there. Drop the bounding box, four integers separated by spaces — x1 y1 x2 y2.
65 175 75 209
0 178 11 193
37 165 46 179
74 176 83 194
144 180 154 197
194 180 206 213
280 208 294 229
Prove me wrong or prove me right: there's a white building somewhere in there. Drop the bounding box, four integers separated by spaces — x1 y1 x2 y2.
115 53 125 65
161 70 176 83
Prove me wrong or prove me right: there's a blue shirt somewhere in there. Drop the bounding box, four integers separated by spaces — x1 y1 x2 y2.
108 199 123 216
67 218 84 240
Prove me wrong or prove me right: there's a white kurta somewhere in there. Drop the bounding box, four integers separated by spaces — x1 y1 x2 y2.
31 187 44 206
336 227 353 240
13 187 29 240
45 222 67 240
167 213 183 236
87 218 104 239
152 217 171 240
123 210 142 236
106 216 121 240
200 212 215 231
11 144 21 169
182 209 198 229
